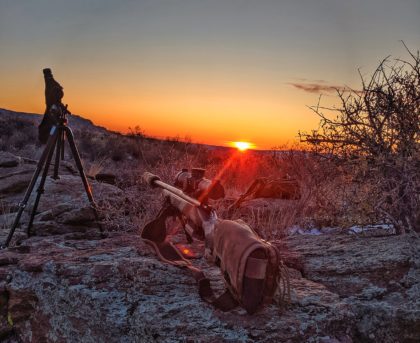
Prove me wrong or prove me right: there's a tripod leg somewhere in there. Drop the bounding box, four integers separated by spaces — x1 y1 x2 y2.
61 129 65 160
26 135 58 236
53 127 61 179
64 127 103 233
2 127 59 248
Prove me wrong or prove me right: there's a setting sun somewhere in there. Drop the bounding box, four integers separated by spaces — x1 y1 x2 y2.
232 141 254 151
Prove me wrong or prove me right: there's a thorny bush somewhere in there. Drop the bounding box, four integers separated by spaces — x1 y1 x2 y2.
300 44 420 234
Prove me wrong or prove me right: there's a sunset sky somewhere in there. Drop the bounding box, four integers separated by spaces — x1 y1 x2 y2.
1 0 419 149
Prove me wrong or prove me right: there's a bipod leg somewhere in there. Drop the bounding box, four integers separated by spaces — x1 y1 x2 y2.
63 126 103 233
53 127 62 179
178 216 193 243
229 179 263 211
26 134 58 236
1 127 59 248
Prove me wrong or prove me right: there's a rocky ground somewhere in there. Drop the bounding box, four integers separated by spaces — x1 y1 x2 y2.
0 152 419 342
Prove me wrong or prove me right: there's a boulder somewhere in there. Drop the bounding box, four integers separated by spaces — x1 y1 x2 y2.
0 152 21 168
0 153 122 245
95 173 117 185
230 177 301 211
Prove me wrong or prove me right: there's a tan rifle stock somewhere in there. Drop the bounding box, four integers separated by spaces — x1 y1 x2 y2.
142 172 215 238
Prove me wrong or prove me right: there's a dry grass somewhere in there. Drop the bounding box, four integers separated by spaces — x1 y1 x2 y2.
85 158 107 178
2 115 395 237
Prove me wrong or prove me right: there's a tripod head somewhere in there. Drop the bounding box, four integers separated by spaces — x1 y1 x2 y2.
50 103 70 126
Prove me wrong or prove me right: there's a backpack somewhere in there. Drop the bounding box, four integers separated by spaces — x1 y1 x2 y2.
210 219 289 313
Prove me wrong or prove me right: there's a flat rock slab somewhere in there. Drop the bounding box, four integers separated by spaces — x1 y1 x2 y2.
281 233 420 342
0 229 418 342
0 232 355 343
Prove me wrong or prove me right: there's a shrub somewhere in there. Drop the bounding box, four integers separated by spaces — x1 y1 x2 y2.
300 44 420 233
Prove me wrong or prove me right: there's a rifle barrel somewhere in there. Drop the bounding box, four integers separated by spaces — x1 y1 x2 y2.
142 172 201 207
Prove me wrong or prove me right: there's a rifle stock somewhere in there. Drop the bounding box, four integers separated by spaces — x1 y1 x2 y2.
161 189 203 228
142 172 214 236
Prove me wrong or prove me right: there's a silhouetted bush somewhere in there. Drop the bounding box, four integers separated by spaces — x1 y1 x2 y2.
300 45 420 233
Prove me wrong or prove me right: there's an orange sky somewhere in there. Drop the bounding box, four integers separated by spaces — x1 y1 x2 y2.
1 1 419 149
0 65 326 148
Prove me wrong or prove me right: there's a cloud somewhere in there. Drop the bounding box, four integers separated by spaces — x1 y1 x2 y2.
288 82 344 94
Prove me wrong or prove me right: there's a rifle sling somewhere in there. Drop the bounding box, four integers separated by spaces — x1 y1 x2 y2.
141 213 238 312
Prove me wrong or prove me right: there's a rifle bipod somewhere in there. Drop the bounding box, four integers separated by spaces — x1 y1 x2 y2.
1 121 102 248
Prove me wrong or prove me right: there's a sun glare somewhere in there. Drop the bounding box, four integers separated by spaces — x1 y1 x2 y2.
232 141 253 151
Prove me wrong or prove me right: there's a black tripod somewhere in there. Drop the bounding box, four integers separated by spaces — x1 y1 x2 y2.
2 108 102 248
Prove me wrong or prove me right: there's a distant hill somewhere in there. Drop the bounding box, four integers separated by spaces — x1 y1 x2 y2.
0 107 275 154
0 108 108 134
0 107 235 151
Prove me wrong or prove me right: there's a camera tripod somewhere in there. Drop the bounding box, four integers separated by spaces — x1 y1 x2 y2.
2 109 102 248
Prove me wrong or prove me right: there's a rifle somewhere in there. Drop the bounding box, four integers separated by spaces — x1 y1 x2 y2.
141 171 290 314
142 171 217 248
